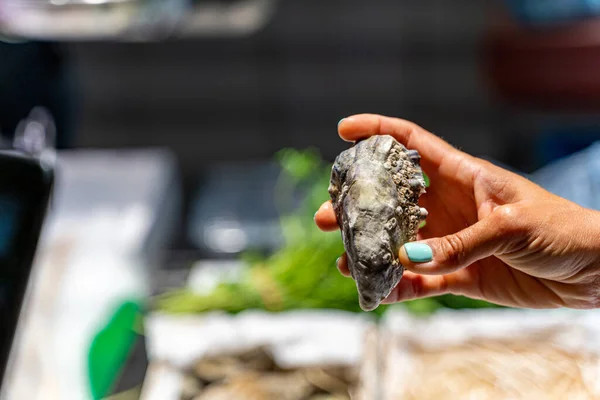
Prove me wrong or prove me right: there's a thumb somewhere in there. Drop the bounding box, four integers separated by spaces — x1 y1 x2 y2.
399 215 509 275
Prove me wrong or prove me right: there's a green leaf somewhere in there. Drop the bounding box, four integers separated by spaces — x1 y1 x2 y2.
276 148 323 182
435 294 500 310
88 301 141 400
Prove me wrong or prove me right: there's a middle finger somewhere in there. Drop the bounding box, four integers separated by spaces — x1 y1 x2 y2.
315 201 339 231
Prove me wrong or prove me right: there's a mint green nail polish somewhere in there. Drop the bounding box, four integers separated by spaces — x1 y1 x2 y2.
404 243 432 263
338 118 345 127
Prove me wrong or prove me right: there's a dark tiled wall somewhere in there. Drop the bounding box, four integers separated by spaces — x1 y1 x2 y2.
68 0 511 174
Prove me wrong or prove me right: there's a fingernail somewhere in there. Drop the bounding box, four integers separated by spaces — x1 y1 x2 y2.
403 243 433 263
338 118 345 127
335 257 341 269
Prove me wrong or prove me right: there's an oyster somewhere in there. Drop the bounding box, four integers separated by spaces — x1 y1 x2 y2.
193 371 315 400
185 346 358 399
329 135 427 311
193 347 276 383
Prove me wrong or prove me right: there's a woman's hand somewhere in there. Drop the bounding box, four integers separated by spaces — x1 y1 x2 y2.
314 114 600 309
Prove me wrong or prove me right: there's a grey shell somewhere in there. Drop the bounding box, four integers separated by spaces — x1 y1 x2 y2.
329 135 427 311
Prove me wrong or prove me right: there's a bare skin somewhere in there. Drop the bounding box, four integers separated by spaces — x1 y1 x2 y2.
315 114 600 309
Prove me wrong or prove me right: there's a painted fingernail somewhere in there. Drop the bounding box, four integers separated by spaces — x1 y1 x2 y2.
403 243 433 263
338 118 345 127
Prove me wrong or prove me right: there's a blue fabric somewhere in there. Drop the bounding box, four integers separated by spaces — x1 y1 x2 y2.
530 141 600 210
504 0 600 24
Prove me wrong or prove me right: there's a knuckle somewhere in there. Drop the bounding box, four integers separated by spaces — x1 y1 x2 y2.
438 275 449 294
495 204 517 219
440 234 468 268
408 277 421 300
491 204 528 236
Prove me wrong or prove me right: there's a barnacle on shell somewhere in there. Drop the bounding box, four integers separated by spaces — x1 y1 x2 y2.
328 135 427 311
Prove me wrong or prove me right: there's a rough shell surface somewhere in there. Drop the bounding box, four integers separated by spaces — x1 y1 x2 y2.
328 135 426 311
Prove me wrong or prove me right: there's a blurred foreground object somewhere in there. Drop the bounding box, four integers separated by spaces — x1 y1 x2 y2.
140 310 372 400
0 120 54 397
88 301 147 400
139 308 600 400
0 0 277 41
2 149 180 400
378 309 600 399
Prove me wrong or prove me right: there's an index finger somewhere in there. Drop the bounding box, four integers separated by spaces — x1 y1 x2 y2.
314 200 339 231
338 114 461 173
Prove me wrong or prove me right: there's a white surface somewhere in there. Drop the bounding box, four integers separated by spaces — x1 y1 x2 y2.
139 363 183 400
3 149 177 400
380 308 600 399
141 307 600 400
141 310 374 400
145 310 374 370
382 308 600 354
186 259 245 295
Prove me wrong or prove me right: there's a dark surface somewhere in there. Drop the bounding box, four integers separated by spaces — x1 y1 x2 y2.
110 333 149 396
67 0 504 171
0 151 54 389
0 42 75 149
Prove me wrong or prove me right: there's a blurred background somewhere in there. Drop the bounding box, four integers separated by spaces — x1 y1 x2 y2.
3 0 600 399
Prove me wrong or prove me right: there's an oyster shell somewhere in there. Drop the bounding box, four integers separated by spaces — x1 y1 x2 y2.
329 135 427 311
193 371 315 400
193 347 276 383
183 345 358 399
